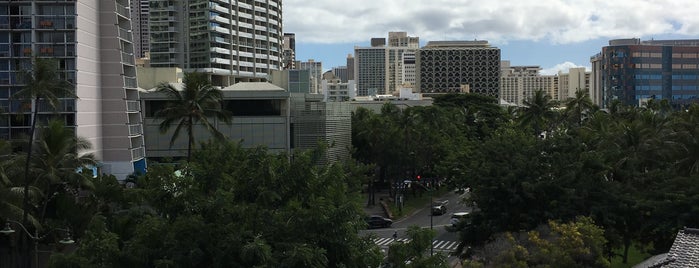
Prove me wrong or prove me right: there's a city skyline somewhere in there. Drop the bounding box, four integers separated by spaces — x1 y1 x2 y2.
285 0 699 74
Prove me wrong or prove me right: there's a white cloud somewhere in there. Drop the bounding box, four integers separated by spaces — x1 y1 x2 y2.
540 62 590 75
284 0 699 44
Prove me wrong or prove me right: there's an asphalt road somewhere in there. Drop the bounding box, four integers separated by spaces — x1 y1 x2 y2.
360 189 473 257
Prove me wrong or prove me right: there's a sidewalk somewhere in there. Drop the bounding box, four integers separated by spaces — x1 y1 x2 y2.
363 189 393 218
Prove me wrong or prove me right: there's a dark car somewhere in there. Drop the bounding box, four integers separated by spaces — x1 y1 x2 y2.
365 215 393 228
431 200 449 215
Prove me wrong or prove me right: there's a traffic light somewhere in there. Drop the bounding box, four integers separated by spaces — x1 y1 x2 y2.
416 175 421 181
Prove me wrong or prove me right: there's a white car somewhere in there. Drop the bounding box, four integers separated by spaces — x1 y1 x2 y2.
450 211 470 226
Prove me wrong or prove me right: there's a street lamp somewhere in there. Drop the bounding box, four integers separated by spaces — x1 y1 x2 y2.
1 220 75 268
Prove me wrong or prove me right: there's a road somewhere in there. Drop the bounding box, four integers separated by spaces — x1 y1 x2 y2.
360 189 473 257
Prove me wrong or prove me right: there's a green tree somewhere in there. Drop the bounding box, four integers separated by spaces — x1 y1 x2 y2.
518 90 558 136
12 58 75 231
386 226 448 268
154 72 231 162
464 217 609 268
565 89 595 127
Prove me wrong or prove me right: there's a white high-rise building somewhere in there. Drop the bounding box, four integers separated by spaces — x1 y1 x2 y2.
500 61 557 106
557 67 591 101
149 0 283 86
130 0 149 58
354 32 419 96
0 0 146 179
299 59 323 94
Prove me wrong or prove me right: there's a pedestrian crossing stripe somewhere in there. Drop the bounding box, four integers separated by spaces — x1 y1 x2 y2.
373 237 460 251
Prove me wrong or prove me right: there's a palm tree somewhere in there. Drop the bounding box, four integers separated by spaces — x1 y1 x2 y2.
32 119 95 222
566 88 594 127
11 58 75 234
154 72 231 162
518 90 558 136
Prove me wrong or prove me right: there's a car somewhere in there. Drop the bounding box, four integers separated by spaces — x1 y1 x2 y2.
431 200 449 215
365 215 393 229
450 211 470 227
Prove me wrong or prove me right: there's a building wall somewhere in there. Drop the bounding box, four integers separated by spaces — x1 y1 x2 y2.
593 38 699 108
0 0 145 179
298 59 322 94
355 46 386 96
150 0 283 86
417 41 501 98
500 62 556 106
557 67 590 101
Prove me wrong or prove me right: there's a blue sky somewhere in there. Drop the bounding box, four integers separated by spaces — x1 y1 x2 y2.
285 0 699 75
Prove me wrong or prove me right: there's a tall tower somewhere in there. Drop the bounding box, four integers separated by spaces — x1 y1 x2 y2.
0 0 146 179
354 32 419 96
149 0 283 86
130 0 149 58
283 33 296 69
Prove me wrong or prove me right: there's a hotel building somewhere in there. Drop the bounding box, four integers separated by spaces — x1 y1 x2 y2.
0 0 146 179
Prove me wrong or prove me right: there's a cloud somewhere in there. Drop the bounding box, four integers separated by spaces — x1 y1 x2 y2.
284 0 699 44
540 62 590 75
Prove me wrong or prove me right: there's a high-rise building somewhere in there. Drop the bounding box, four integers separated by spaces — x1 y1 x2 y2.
298 59 323 94
557 67 591 102
500 61 557 106
149 0 283 86
130 0 149 58
283 33 296 69
332 66 348 82
0 0 146 179
346 54 355 81
416 40 500 98
591 38 699 108
354 32 419 96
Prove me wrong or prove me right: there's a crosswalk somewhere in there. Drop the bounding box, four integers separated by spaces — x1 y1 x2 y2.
373 237 460 251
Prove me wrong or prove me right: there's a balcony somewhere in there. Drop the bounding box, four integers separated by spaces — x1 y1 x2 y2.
124 76 137 89
126 100 140 112
128 124 143 136
121 52 135 65
118 28 132 42
131 147 145 160
116 2 130 18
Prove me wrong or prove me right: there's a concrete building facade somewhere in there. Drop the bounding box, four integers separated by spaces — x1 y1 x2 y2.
149 0 283 86
298 59 322 94
591 38 699 108
322 78 355 102
130 0 149 58
416 41 500 98
354 32 419 96
282 32 296 69
500 61 557 106
0 0 146 179
557 67 591 102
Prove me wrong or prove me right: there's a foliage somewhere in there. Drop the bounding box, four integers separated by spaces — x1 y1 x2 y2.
385 226 448 268
463 217 609 268
56 140 383 268
154 72 231 161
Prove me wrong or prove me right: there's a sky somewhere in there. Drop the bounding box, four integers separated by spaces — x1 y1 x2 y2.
283 0 699 75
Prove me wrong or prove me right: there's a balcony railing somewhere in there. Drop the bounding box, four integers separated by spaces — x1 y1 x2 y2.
124 76 137 89
122 52 135 65
128 124 143 136
126 100 140 112
118 28 132 42
131 147 145 160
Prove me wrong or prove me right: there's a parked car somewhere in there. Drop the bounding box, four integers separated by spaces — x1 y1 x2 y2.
365 215 393 228
431 200 449 215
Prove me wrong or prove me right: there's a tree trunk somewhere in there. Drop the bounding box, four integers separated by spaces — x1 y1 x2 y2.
21 96 40 268
187 116 193 162
622 236 631 264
